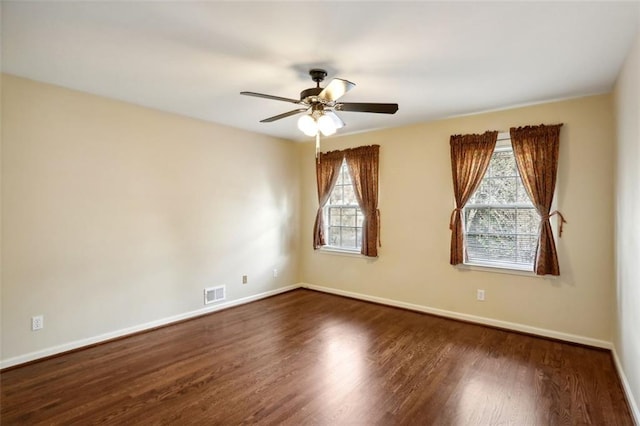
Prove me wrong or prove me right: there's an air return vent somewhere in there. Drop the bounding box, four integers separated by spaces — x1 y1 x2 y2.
204 285 225 305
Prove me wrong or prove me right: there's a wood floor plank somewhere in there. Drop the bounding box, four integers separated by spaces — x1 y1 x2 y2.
0 289 633 425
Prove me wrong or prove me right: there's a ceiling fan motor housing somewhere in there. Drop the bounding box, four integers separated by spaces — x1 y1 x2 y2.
301 69 328 103
300 87 323 103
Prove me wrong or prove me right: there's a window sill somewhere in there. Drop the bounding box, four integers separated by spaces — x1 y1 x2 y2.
316 247 365 258
458 262 550 278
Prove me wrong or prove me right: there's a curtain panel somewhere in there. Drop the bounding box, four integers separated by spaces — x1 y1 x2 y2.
449 131 498 265
510 123 565 276
312 150 344 249
345 145 381 257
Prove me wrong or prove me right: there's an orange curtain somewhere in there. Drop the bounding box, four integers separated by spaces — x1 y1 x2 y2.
510 124 565 276
345 145 380 257
449 131 498 265
313 150 345 249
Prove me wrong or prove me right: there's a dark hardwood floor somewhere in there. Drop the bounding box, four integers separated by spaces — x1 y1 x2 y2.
1 289 633 425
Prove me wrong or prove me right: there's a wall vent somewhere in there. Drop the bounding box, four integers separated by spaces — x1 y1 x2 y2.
204 285 225 305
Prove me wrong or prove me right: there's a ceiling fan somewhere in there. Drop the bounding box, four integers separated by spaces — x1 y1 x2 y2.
240 69 399 137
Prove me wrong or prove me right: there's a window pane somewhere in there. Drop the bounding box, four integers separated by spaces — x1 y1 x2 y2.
335 168 343 185
342 168 352 184
356 211 364 227
329 208 341 226
467 208 517 234
329 185 343 205
516 208 540 234
342 227 356 248
496 235 517 262
465 208 490 233
341 208 356 226
516 180 532 204
491 151 517 177
468 181 489 205
490 177 517 204
516 235 538 264
343 185 357 205
493 208 516 234
329 227 341 246
467 234 517 263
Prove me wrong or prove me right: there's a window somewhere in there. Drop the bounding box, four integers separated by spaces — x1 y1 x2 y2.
463 138 540 270
323 160 364 251
314 145 380 257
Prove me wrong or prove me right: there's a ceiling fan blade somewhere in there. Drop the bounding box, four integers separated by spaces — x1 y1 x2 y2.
259 108 308 123
324 110 345 129
241 91 302 104
318 78 355 102
335 102 399 114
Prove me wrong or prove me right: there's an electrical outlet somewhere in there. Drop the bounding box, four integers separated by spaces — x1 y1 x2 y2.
32 315 44 331
273 269 278 278
242 275 248 284
477 289 485 301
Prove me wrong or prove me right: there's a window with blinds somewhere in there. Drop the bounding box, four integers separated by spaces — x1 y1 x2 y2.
324 160 363 251
463 141 540 270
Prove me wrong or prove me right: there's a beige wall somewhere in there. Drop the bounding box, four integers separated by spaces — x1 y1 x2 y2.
0 72 624 381
1 75 300 363
300 94 615 344
614 31 640 420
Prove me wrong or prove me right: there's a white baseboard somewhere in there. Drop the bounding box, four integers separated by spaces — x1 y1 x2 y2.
301 283 612 349
2 282 617 370
0 284 299 370
612 347 640 425
7 282 633 419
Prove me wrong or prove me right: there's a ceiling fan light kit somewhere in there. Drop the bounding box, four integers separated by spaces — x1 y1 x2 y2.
241 68 399 143
297 104 338 137
298 114 319 136
317 115 336 136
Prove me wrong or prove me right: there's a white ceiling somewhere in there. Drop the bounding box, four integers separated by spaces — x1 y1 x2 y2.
2 1 639 141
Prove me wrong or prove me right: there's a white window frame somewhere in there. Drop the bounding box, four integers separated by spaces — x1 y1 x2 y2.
461 133 557 273
321 159 364 254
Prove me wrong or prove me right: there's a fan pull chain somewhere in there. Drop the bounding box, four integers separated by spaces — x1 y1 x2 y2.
315 133 321 161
